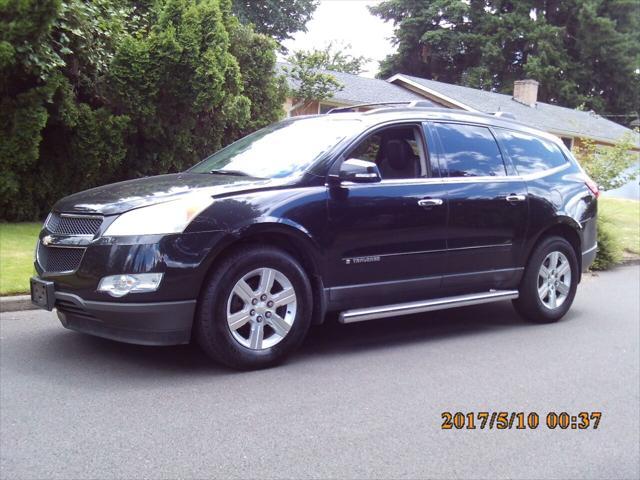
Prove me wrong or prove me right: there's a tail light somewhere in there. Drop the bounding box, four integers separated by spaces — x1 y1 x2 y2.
584 177 600 199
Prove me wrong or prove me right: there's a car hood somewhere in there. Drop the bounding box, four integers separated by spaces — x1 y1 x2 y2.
53 173 278 215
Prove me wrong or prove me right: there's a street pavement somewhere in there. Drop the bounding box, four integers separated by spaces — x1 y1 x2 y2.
1 265 638 479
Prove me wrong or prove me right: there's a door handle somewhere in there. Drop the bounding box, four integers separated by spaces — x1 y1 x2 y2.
505 194 526 203
417 198 444 208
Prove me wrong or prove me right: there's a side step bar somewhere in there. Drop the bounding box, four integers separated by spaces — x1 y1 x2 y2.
338 290 519 324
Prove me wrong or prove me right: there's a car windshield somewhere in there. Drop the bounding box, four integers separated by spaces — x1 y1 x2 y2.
189 116 362 178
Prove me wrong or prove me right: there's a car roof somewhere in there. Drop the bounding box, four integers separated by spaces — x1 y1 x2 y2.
297 107 568 149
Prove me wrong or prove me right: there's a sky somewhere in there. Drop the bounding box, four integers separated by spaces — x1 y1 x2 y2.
281 0 396 78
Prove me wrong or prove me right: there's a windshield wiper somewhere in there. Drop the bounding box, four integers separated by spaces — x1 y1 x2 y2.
208 169 251 176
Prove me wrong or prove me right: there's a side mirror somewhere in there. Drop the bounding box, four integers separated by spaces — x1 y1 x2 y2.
339 159 382 183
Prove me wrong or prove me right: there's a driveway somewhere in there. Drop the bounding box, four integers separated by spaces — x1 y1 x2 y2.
1 265 638 479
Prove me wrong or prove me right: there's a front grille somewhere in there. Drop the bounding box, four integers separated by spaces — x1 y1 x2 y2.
38 245 85 273
46 213 102 236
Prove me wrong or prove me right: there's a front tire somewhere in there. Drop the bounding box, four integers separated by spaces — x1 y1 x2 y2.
513 236 578 323
196 245 313 370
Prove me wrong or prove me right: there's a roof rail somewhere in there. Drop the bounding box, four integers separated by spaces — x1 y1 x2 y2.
326 100 433 114
492 111 517 120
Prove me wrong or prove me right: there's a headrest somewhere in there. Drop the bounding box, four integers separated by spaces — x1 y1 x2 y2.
385 139 413 171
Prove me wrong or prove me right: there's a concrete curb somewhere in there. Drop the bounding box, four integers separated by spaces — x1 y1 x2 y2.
621 257 640 267
0 295 38 313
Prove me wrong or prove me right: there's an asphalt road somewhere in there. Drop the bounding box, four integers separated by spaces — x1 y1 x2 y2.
1 266 639 480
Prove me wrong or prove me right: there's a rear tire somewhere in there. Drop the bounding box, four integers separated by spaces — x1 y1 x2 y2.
513 236 578 323
195 245 312 370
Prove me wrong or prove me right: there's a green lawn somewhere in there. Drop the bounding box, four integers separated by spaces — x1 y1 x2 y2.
0 223 41 295
599 197 640 255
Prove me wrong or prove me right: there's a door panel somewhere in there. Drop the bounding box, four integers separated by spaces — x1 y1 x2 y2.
443 179 528 289
429 121 529 290
326 181 449 309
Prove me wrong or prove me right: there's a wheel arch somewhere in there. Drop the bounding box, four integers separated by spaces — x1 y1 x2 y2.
200 221 327 324
526 217 583 281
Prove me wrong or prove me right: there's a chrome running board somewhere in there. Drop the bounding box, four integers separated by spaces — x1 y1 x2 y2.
338 290 519 324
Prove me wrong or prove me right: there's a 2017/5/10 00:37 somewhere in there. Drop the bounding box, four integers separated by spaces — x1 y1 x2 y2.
441 411 602 430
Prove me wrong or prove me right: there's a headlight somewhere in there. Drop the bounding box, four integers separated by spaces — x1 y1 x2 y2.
103 195 213 236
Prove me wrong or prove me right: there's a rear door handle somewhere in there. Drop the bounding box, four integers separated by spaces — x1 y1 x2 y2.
505 194 526 203
417 198 444 208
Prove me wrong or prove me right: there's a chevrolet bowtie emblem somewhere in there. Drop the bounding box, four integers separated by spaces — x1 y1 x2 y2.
42 235 53 246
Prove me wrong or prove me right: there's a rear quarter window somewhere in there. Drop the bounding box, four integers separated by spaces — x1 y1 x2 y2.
497 129 568 175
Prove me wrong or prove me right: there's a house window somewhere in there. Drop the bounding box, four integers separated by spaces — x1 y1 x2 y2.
319 103 337 114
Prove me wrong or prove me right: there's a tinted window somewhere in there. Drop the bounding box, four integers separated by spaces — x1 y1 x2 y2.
561 137 573 150
434 123 506 177
498 129 568 175
350 133 381 163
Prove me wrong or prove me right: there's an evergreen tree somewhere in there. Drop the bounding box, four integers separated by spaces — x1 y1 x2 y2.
227 20 288 137
107 0 251 177
232 0 318 42
0 0 130 220
0 0 288 220
370 0 639 121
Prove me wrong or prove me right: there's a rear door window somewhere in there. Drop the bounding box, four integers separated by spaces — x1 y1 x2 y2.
497 129 568 175
433 123 506 177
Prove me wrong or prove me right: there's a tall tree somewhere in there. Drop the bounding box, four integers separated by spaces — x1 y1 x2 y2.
107 0 251 177
294 42 370 75
232 0 318 42
0 0 130 220
370 0 639 121
284 43 370 110
227 20 288 137
0 0 288 220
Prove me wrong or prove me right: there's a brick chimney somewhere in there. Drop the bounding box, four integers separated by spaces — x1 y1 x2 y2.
513 79 539 107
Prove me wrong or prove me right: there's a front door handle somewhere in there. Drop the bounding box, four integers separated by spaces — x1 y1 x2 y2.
417 198 444 208
505 194 527 203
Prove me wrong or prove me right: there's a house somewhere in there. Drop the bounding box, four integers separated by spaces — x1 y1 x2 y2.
282 64 638 151
280 63 435 116
387 75 637 151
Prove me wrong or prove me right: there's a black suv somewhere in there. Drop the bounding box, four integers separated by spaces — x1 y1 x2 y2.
31 105 598 369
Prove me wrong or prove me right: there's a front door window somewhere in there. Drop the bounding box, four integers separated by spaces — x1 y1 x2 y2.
349 125 429 179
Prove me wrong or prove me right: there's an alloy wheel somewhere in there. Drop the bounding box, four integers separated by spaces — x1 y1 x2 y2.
537 251 571 310
226 267 297 350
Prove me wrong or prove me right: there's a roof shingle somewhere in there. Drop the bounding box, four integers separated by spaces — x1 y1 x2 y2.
392 74 637 144
278 62 637 145
277 63 430 106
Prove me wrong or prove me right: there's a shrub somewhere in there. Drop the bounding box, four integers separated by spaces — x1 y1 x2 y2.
591 213 623 271
0 0 287 221
573 134 639 192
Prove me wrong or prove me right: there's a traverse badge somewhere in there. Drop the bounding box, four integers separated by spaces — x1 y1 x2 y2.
343 255 381 265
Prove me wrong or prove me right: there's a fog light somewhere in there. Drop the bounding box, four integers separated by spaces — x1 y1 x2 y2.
97 273 163 298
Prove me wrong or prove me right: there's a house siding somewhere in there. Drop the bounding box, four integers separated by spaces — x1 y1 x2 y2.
286 101 321 117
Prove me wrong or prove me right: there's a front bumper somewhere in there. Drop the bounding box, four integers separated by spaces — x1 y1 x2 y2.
31 213 232 345
54 291 196 346
35 229 227 302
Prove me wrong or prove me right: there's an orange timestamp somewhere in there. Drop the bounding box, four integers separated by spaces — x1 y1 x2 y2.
441 411 602 430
